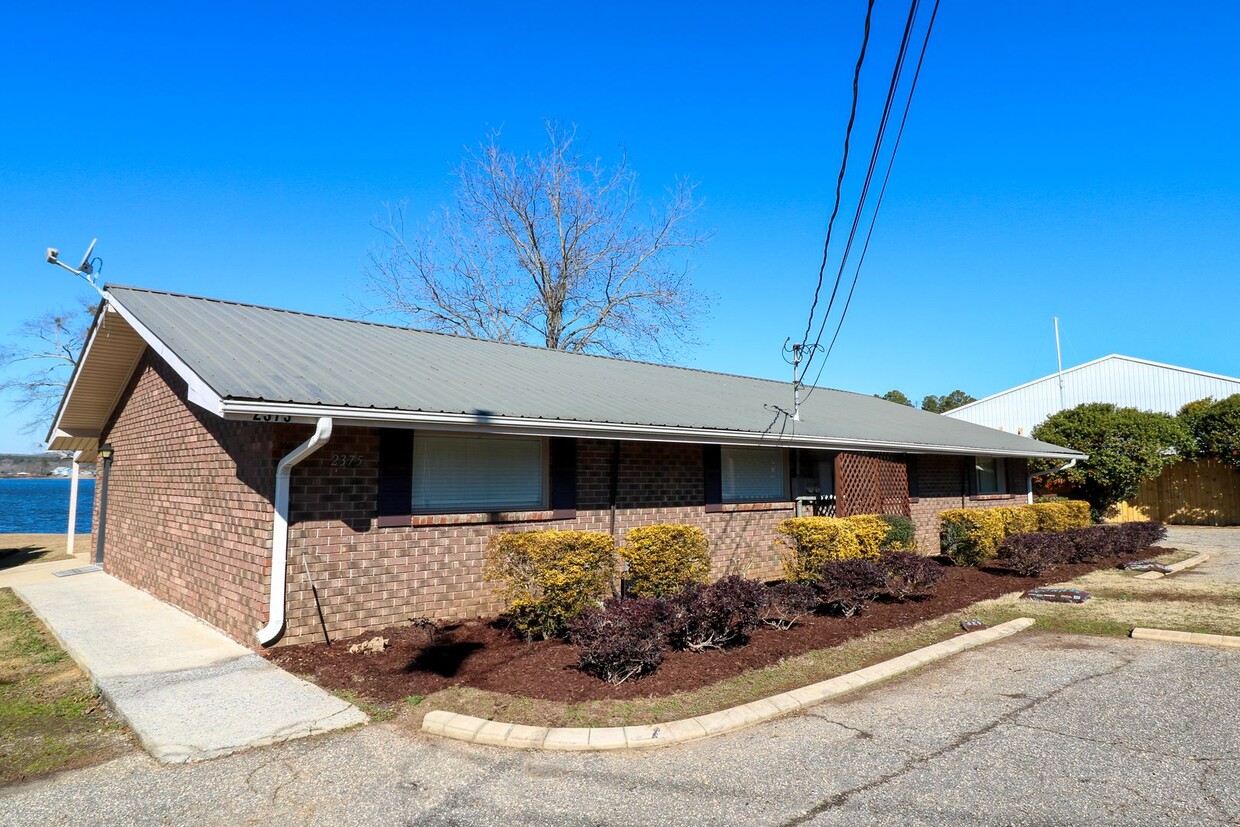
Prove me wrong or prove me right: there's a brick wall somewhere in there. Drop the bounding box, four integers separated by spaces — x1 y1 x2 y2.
93 351 275 645
908 455 1029 550
281 434 792 646
91 350 1033 649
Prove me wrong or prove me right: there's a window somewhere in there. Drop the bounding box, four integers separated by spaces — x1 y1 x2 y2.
412 434 545 512
974 457 1007 494
722 446 787 502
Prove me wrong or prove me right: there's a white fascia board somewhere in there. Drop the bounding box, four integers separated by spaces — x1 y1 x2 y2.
45 303 111 443
218 400 1084 460
105 291 225 416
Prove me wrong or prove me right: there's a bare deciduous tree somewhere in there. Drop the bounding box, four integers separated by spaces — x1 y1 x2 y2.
362 123 710 359
0 298 97 434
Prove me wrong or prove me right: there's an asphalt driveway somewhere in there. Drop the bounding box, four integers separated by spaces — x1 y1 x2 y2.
3 528 1238 826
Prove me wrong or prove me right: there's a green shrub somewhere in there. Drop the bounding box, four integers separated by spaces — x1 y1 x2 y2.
939 509 1006 566
777 517 867 584
877 514 917 551
619 524 711 598
484 530 617 639
1032 403 1185 518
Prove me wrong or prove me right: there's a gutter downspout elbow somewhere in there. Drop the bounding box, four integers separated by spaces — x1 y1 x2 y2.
1026 457 1079 505
257 417 333 646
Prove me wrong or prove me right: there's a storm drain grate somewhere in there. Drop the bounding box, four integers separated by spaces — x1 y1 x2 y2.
52 565 103 577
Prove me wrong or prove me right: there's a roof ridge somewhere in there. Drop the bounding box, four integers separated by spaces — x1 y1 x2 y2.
103 283 860 395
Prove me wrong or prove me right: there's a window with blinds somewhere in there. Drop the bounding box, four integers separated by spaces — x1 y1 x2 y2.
974 457 1007 494
721 446 787 502
412 434 546 512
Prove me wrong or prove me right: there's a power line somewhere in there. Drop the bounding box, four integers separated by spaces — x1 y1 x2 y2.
801 0 942 402
797 0 877 353
797 0 921 384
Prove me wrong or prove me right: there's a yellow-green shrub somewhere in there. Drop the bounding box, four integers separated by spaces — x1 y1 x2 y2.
939 509 1006 566
484 530 617 639
777 517 867 584
996 506 1039 537
1028 502 1073 533
620 524 711 598
842 514 891 558
1063 499 1092 527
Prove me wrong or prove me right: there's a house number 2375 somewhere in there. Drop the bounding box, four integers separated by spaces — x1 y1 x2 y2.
331 454 364 468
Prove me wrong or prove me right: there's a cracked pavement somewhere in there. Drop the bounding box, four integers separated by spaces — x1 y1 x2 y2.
2 528 1238 826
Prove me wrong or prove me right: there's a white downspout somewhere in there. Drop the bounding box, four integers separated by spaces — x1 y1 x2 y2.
1027 458 1079 505
66 454 81 557
257 417 333 646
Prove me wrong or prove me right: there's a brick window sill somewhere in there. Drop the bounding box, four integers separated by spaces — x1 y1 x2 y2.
968 494 1018 502
717 502 796 514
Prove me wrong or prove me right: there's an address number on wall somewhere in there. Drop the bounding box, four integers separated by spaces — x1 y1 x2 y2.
251 414 293 423
331 454 364 468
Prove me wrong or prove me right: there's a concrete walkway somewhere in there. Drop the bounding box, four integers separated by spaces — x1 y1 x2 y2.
10 572 366 764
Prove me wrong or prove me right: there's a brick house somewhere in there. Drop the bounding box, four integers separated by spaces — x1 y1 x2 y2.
49 286 1083 648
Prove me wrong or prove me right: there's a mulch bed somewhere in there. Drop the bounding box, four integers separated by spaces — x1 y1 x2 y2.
267 548 1161 704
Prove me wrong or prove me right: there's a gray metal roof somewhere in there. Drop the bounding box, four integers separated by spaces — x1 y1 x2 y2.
103 285 1082 459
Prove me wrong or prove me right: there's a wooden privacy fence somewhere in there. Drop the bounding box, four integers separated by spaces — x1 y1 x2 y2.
1113 458 1240 526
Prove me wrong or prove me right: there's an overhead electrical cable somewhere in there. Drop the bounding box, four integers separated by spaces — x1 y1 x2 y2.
801 0 942 402
797 0 878 353
796 0 922 384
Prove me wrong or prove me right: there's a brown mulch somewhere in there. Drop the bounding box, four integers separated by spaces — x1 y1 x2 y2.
267 548 1162 704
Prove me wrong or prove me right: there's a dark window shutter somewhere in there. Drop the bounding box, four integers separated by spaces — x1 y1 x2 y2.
1006 457 1024 496
906 455 920 499
549 437 577 518
703 444 723 513
376 429 414 527
966 456 978 496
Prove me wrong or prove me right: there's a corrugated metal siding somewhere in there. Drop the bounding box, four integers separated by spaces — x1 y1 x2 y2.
946 356 1240 435
95 285 1081 457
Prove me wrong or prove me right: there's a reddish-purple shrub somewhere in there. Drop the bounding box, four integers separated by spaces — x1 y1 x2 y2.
760 582 820 629
568 597 668 685
878 551 945 600
1116 521 1167 551
818 559 887 617
667 576 768 651
1063 526 1118 562
999 533 1069 576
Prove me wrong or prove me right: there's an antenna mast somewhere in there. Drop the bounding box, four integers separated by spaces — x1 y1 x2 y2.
1053 316 1065 410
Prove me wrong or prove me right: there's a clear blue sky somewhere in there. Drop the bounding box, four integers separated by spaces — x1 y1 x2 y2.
2 2 1238 452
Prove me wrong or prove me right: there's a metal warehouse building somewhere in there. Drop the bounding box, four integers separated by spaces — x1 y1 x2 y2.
944 354 1240 436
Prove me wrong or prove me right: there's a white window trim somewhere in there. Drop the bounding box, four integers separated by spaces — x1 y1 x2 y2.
722 446 789 504
411 432 550 514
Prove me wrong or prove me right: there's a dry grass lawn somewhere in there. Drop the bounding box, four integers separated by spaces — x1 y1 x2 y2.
0 588 132 785
0 534 74 570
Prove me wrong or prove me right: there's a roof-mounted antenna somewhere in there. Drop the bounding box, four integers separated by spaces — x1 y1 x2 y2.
46 238 103 295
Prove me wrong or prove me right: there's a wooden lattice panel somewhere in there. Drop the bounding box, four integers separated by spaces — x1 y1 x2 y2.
877 457 911 517
835 452 910 518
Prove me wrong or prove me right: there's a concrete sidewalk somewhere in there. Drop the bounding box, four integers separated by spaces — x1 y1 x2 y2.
11 572 366 764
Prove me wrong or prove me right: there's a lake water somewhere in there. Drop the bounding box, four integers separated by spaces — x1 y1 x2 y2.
0 478 95 534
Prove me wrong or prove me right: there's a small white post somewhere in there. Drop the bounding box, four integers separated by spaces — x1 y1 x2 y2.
66 454 81 557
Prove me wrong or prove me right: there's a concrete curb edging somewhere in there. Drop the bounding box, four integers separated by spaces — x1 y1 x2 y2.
422 616 1037 751
1131 627 1240 649
1134 552 1210 580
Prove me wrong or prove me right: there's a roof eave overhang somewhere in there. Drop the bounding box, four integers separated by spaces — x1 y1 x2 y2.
218 399 1086 460
46 290 226 454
